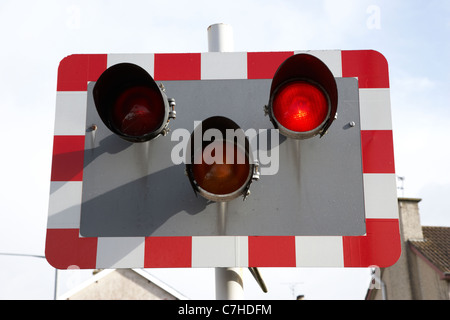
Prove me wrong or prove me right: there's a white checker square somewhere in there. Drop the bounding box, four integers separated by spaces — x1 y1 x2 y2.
363 174 399 219
107 54 155 78
201 52 247 79
295 50 343 77
359 88 392 130
47 181 82 228
96 237 145 268
192 236 248 267
295 236 344 267
54 92 88 136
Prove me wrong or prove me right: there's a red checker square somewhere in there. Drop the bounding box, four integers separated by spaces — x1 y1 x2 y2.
57 54 107 91
343 219 401 268
341 50 390 88
361 130 396 174
45 229 98 269
247 51 294 79
154 53 201 81
144 237 192 268
51 135 85 181
248 236 296 267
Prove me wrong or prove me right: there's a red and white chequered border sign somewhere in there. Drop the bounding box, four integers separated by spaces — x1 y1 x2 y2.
46 50 400 269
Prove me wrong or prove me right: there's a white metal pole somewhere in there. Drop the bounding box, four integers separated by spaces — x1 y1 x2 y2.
214 202 244 300
207 23 234 52
215 267 244 300
208 24 244 300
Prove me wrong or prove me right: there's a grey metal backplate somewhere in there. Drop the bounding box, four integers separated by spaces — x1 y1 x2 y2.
80 78 365 237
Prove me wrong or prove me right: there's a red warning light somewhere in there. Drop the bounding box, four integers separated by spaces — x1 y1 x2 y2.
93 63 175 142
272 81 329 134
112 86 166 137
266 54 338 139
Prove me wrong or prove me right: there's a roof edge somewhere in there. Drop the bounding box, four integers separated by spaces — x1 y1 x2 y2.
408 242 449 280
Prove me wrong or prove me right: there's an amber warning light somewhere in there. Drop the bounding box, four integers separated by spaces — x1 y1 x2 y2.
185 116 260 202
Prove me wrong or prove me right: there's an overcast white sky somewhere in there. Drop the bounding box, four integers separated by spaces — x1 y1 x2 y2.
0 0 449 300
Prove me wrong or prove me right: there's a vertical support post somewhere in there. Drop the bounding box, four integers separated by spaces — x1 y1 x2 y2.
214 201 244 300
215 267 244 300
208 23 244 300
54 269 58 300
207 23 234 52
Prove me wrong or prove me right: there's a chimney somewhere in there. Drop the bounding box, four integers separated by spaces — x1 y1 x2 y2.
398 197 424 241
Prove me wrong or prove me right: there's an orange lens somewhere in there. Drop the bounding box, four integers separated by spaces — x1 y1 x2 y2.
192 141 250 195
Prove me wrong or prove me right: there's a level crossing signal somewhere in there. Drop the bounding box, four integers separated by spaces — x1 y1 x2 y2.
45 50 401 270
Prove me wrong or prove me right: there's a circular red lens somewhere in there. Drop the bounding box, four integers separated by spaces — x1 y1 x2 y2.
192 141 250 195
113 86 165 137
272 81 329 133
